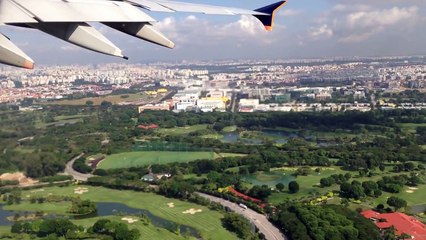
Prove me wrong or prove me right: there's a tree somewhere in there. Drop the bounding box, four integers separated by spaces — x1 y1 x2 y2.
100 101 113 108
85 100 94 106
276 183 285 192
248 185 272 200
387 196 407 211
222 212 255 239
288 181 299 194
92 219 111 234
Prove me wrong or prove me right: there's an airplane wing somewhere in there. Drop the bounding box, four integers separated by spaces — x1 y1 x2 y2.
0 0 287 69
128 0 287 30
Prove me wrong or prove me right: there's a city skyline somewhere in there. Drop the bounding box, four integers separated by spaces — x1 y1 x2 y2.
1 0 425 65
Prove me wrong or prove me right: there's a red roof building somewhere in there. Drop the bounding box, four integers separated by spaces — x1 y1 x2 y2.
361 210 426 239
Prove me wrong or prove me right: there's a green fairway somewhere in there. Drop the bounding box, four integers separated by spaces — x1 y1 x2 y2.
4 186 236 240
98 151 216 169
156 124 208 135
223 125 237 132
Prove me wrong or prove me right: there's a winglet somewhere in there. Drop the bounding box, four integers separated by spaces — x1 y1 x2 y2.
253 1 287 31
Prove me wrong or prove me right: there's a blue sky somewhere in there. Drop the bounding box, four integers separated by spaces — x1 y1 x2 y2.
2 0 425 64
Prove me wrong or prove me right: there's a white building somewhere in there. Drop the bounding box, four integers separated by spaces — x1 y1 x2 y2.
197 99 226 112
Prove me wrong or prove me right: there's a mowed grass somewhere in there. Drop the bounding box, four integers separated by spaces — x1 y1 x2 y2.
157 124 208 135
98 151 216 169
5 186 236 240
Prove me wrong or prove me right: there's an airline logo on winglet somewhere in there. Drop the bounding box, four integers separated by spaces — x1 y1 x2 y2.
253 1 287 31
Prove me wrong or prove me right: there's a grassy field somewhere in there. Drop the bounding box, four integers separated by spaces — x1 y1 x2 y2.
34 114 93 129
157 125 208 135
98 151 245 169
3 186 236 240
44 93 156 106
399 123 426 133
99 151 216 169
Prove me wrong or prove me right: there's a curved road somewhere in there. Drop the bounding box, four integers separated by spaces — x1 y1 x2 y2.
64 153 94 181
196 192 286 240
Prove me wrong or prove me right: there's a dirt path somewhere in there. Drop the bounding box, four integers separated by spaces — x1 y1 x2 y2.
63 153 94 181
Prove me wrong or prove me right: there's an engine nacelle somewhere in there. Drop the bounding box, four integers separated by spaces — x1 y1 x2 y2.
104 22 175 49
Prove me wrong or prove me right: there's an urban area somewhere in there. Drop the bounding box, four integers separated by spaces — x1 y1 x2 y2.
0 56 425 240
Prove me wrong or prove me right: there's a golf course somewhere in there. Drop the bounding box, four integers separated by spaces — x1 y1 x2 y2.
1 185 237 240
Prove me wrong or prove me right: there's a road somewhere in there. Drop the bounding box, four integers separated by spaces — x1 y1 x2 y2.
63 153 94 181
196 192 286 240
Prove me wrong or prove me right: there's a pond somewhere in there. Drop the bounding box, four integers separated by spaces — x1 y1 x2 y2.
243 172 295 187
0 202 201 238
410 204 426 214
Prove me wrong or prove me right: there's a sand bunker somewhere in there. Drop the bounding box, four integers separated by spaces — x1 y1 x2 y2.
167 202 175 208
0 172 38 186
121 217 138 223
408 187 418 190
182 208 202 214
406 190 414 193
74 187 89 194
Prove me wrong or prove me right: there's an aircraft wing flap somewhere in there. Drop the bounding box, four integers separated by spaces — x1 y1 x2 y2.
0 0 37 24
127 0 175 12
129 0 268 15
10 0 156 23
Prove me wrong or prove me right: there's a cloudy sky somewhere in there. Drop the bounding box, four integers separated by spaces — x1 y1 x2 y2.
2 0 426 64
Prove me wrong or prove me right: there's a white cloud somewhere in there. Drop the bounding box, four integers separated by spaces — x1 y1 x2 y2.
346 6 418 29
278 9 303 17
154 15 279 47
309 24 333 39
332 4 371 12
185 15 197 21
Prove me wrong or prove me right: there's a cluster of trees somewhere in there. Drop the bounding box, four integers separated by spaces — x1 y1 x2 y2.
222 212 260 240
89 219 140 240
68 199 97 215
320 173 352 187
336 173 424 201
9 218 140 240
386 196 407 211
2 190 22 205
11 218 82 239
73 158 92 174
138 109 426 131
272 204 381 240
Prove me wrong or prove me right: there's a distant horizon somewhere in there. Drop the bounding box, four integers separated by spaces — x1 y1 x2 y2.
3 54 422 68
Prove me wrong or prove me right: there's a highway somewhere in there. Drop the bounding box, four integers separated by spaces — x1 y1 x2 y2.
63 153 94 181
196 192 286 240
